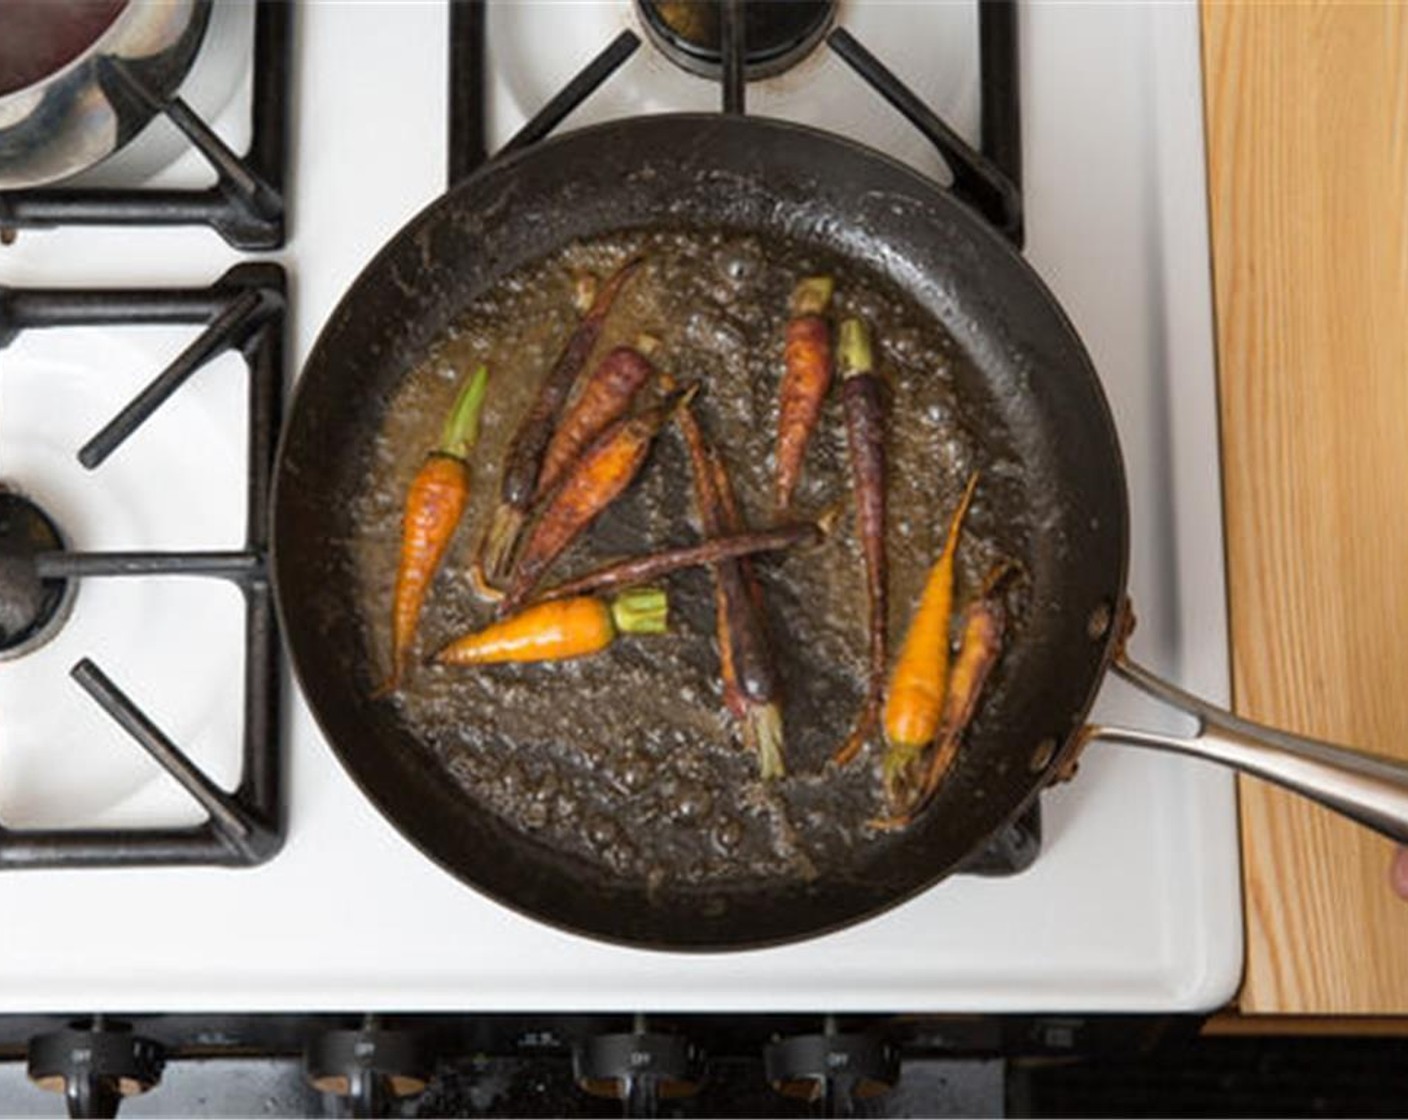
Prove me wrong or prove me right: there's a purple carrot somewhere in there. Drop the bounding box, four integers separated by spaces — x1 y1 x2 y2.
535 520 824 603
833 318 889 767
666 374 786 780
479 256 643 580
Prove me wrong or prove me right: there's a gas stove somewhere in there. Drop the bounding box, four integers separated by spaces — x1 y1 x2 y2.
0 0 1238 1033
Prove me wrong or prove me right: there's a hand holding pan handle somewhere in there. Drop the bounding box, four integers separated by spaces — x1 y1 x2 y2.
1083 653 1408 845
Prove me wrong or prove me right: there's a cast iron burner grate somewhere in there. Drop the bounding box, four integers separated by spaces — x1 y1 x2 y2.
0 1 291 250
636 0 837 81
0 263 284 868
444 0 1036 876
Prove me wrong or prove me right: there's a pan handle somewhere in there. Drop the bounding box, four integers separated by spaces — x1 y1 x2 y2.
1083 654 1408 845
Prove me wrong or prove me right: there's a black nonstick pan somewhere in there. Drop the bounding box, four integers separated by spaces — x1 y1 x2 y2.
273 114 1408 950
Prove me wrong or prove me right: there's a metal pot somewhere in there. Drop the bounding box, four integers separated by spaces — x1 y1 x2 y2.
0 0 211 190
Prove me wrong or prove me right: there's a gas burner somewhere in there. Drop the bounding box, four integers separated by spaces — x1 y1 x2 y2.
636 0 835 80
0 488 75 660
27 1018 164 1119
0 264 286 867
575 1021 703 1118
765 1022 898 1116
305 1019 431 1119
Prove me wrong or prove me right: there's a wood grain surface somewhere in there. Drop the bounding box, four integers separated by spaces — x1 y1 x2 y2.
1202 1 1408 1013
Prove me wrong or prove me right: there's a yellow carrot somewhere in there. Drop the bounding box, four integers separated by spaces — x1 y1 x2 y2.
881 471 978 801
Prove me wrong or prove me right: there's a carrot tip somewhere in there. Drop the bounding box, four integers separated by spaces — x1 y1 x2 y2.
832 737 864 768
668 380 702 413
369 673 400 701
467 557 506 604
833 703 878 767
954 470 980 526
814 501 845 539
745 702 786 781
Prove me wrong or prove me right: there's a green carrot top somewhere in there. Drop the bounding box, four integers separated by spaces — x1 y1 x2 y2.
790 275 835 317
837 317 874 380
438 364 490 459
609 587 669 635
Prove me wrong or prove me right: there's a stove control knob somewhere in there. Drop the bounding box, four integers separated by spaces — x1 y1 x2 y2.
27 1019 163 1119
765 1027 898 1117
304 1021 431 1119
574 1028 702 1118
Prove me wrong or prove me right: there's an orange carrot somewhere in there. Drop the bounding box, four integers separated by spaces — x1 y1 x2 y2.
880 471 978 805
500 384 697 613
774 275 834 513
534 345 655 500
480 257 643 581
381 365 490 693
912 595 1004 810
434 587 668 666
876 576 1007 828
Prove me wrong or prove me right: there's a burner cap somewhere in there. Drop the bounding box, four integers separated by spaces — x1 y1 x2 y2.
637 0 835 81
0 488 75 660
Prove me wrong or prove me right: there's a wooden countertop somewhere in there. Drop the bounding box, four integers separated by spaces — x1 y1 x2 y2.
1202 2 1408 1014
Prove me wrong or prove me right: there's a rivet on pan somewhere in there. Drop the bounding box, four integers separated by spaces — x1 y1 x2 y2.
1086 602 1112 642
1029 738 1057 773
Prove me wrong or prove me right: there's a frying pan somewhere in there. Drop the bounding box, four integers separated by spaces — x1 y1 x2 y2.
273 114 1408 950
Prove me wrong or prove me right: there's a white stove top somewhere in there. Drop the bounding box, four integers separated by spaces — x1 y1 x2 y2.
0 0 1240 1012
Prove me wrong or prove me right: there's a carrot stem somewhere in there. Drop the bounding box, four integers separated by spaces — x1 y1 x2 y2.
790 275 835 317
746 703 785 783
837 317 874 378
572 271 599 314
608 586 669 635
438 364 489 459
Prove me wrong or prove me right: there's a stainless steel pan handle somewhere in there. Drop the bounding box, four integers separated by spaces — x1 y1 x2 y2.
1083 654 1408 845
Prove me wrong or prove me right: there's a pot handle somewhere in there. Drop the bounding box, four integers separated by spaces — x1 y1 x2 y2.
1083 654 1408 845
